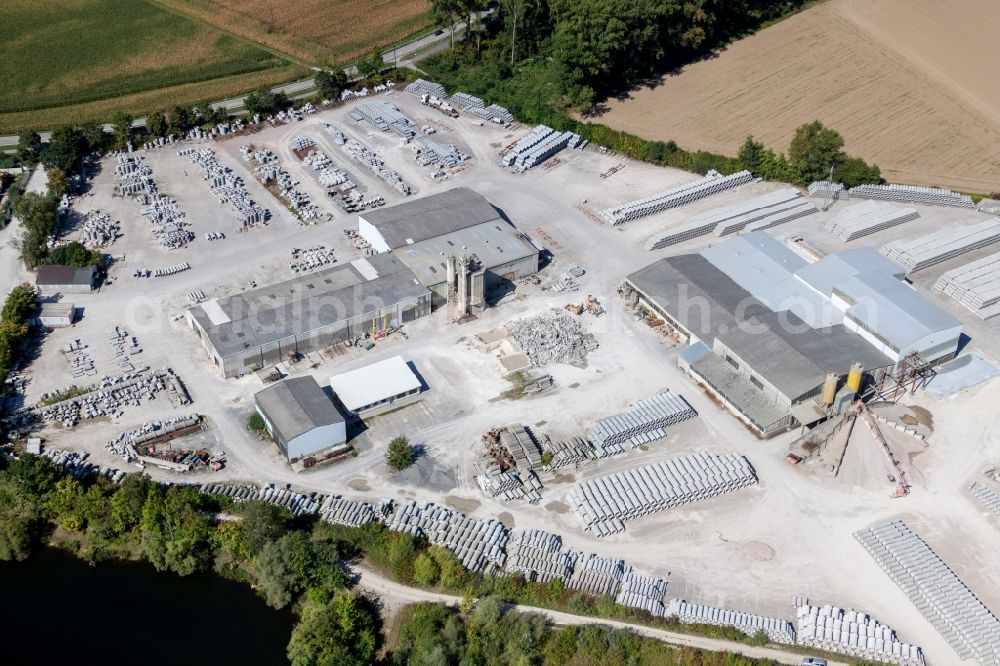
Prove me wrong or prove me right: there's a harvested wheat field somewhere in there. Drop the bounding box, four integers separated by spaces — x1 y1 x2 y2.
597 0 1000 193
153 0 433 64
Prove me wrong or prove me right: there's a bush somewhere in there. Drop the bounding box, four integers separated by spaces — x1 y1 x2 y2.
45 241 103 269
246 412 266 435
385 435 416 472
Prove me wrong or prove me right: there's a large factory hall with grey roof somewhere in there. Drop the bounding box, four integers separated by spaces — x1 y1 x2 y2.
624 231 962 436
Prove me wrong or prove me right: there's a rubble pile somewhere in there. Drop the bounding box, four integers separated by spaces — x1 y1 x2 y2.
506 309 597 366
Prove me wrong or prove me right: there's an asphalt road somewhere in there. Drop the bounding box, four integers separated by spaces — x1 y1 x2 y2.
0 11 492 148
354 565 844 666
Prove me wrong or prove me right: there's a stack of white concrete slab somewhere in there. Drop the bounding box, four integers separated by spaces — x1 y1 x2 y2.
501 124 578 171
668 599 795 644
617 569 669 617
824 201 920 241
601 170 752 226
969 480 1000 517
849 183 975 208
589 390 696 455
932 251 1000 319
854 519 1000 664
796 603 924 665
383 501 508 574
645 188 811 250
879 218 1000 272
504 528 577 583
808 180 848 201
404 78 447 98
568 453 757 536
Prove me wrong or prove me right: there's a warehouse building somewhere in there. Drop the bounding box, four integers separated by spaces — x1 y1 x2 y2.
329 355 423 416
254 376 348 462
625 231 965 436
187 254 431 377
358 188 540 303
35 266 95 295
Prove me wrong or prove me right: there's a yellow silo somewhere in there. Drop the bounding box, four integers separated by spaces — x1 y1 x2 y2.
821 373 838 405
846 363 864 393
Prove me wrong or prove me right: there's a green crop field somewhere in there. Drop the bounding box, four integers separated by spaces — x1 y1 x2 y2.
1 0 290 117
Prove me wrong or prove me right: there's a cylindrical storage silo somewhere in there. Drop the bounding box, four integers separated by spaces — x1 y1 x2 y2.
821 373 838 405
847 363 864 393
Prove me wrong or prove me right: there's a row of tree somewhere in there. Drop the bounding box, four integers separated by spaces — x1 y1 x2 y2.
0 284 37 383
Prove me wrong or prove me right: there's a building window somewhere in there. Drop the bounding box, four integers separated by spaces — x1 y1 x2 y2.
749 375 763 391
725 354 739 370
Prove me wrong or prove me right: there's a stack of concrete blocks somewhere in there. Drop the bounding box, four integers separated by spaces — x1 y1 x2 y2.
667 599 795 644
476 467 543 503
795 603 925 665
824 201 920 241
467 103 514 125
969 480 1000 517
541 436 594 469
504 529 577 583
139 196 192 248
645 188 811 249
808 181 848 201
501 424 544 470
854 519 1000 664
382 501 508 574
449 92 485 111
977 199 1000 215
404 79 447 99
588 390 696 454
115 155 156 197
879 218 1000 272
198 483 321 516
616 569 669 617
37 368 185 428
342 139 410 195
601 170 753 226
413 136 467 168
319 496 376 527
568 453 758 536
179 148 270 228
42 448 127 483
353 101 416 139
501 125 579 171
849 183 975 208
79 210 121 248
567 552 626 597
932 251 1000 319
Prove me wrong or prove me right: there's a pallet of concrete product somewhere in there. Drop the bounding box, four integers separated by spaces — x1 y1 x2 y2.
824 201 920 241
566 552 626 597
808 180 848 201
969 480 1000 517
319 496 376 527
589 390 696 451
879 218 1000 272
449 91 484 111
849 183 975 208
500 424 543 470
667 599 796 645
616 569 669 617
601 170 753 226
404 78 447 99
854 519 1000 665
541 436 593 469
796 603 924 665
932 251 1000 318
567 453 758 535
354 101 415 139
977 198 1000 215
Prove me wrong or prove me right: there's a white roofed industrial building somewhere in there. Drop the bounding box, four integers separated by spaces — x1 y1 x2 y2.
329 355 423 416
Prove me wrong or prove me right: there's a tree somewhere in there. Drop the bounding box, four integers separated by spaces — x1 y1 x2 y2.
110 473 153 535
500 0 529 65
18 131 42 163
12 191 57 268
413 552 440 587
836 155 881 188
2 284 38 324
235 500 289 557
432 0 463 49
316 69 348 101
385 435 416 471
45 241 102 268
0 476 44 561
146 111 167 138
247 412 266 434
47 167 69 197
256 532 346 608
112 111 134 150
788 120 845 185
287 591 381 666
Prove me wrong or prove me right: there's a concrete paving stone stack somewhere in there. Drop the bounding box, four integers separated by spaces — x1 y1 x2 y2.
616 569 669 617
600 170 753 226
879 218 1000 272
969 480 1000 517
854 519 1000 664
849 183 975 208
588 390 696 450
667 599 795 644
567 453 757 535
824 201 920 241
932 251 1000 319
404 79 447 99
796 603 924 664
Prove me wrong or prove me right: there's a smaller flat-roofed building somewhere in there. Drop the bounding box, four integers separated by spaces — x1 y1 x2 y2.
329 355 422 416
254 376 347 462
30 302 75 327
186 254 431 377
35 266 95 295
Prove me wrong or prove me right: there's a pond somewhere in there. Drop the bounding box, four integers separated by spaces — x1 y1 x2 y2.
0 548 294 665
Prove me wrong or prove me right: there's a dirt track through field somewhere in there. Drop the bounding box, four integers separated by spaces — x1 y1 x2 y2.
595 0 1000 192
